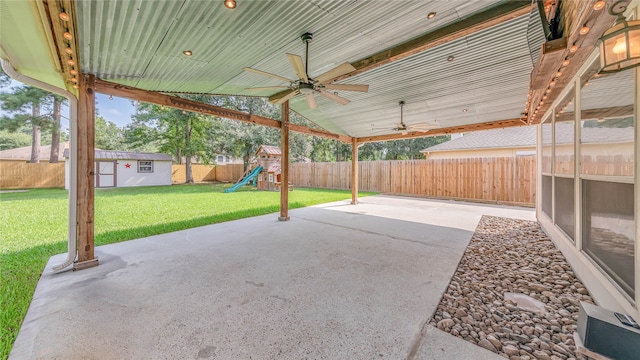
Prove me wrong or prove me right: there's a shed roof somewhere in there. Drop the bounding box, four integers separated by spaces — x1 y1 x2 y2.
0 142 68 161
256 145 281 156
62 149 172 161
422 123 634 152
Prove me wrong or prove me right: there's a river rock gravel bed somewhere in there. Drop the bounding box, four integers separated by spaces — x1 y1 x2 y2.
429 216 594 360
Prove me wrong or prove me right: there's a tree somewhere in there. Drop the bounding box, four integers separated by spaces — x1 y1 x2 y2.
49 94 67 163
95 116 124 150
128 98 215 183
0 130 31 150
0 86 52 162
208 96 281 169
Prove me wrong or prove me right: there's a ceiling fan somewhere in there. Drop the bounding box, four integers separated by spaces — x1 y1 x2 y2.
372 101 439 135
243 32 369 109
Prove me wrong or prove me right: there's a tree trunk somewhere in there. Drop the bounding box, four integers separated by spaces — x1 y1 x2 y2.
30 104 41 163
50 98 62 163
243 153 251 171
185 119 193 183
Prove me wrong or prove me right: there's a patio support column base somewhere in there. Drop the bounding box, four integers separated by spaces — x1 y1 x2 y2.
73 258 99 271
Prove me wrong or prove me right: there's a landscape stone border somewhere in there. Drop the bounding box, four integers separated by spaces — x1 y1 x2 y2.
429 216 594 360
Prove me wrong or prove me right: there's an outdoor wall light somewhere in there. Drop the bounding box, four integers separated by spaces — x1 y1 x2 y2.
562 58 570 66
594 1 606 11
59 12 70 21
224 0 236 9
183 50 193 56
569 44 578 53
427 12 436 19
599 1 640 73
63 32 73 40
67 59 75 66
70 69 77 75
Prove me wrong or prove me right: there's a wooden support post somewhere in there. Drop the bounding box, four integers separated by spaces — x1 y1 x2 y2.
279 100 290 221
351 138 358 205
74 73 98 270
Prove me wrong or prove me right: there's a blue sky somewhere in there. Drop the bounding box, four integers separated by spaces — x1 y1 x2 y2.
96 93 136 127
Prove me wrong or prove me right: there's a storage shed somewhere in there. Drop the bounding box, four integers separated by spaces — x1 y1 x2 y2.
64 149 172 189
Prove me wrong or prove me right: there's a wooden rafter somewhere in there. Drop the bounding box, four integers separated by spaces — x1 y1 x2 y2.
356 118 525 143
527 0 627 124
270 1 531 104
94 79 352 143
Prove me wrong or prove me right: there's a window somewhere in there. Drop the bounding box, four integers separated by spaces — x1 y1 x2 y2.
582 180 635 298
217 155 225 163
541 175 552 218
554 177 575 240
553 87 575 240
580 57 634 177
138 160 153 173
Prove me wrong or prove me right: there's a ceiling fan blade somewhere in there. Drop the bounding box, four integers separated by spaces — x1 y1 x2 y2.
243 67 291 83
246 86 291 91
409 124 439 129
305 93 317 109
315 62 356 84
272 89 299 105
323 83 369 92
286 53 308 83
318 89 350 105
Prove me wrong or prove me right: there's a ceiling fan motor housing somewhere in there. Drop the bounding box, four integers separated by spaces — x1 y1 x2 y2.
299 82 315 94
300 32 313 43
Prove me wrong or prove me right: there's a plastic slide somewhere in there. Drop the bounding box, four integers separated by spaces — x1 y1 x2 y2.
224 166 263 193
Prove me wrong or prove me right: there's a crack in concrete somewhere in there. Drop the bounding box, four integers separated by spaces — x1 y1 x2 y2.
295 215 463 251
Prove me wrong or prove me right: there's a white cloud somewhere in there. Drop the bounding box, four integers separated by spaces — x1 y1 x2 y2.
106 108 122 116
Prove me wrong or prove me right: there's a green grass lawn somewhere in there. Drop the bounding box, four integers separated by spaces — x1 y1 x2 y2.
0 184 374 359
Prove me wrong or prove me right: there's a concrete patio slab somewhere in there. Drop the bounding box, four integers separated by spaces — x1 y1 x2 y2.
10 195 534 359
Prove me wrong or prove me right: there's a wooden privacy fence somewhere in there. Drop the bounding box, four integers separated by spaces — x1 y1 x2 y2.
171 164 217 183
0 162 65 188
290 157 537 206
214 164 245 183
171 164 245 183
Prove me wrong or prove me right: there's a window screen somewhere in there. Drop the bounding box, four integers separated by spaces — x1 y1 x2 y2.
582 179 635 298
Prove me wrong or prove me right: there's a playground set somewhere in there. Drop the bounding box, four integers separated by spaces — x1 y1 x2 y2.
224 145 292 193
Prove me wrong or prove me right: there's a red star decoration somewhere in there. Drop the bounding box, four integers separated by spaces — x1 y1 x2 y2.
125 163 131 168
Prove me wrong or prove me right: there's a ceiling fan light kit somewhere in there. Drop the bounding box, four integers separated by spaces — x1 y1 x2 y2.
244 32 370 109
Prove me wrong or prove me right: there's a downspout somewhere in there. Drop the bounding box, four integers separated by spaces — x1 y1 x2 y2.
1 59 78 272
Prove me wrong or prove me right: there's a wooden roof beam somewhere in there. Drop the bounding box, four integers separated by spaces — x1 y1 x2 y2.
357 118 526 143
270 1 532 103
526 0 627 124
94 79 352 143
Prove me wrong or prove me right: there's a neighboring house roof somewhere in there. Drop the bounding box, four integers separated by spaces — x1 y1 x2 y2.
255 145 281 156
0 142 69 161
422 127 535 153
422 123 634 153
63 149 172 161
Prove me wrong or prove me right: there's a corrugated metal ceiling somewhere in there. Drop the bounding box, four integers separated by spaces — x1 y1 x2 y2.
77 0 544 138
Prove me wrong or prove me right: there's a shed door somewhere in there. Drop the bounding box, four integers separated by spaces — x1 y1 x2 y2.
95 161 117 188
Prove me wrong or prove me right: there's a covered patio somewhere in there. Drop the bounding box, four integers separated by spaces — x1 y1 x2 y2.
3 0 639 358
10 196 534 359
